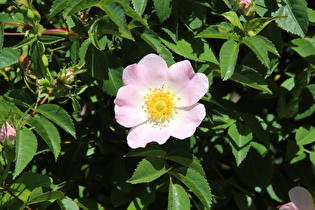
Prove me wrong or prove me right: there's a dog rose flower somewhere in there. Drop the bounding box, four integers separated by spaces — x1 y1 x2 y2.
114 54 208 148
279 186 315 210
0 122 16 144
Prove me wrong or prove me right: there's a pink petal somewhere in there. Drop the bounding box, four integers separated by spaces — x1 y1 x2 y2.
114 85 147 128
123 54 168 90
289 187 314 210
0 122 16 142
127 123 171 148
167 61 209 106
169 103 206 139
279 202 298 210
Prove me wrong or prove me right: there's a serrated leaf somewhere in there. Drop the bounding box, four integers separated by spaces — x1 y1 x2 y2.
59 196 80 210
0 48 21 69
296 125 315 145
244 17 281 36
127 156 170 184
153 0 172 23
221 11 243 30
14 128 37 179
63 0 99 16
0 99 24 120
168 183 190 210
166 149 206 177
229 66 272 93
195 23 243 41
12 36 37 50
132 0 148 15
242 36 270 67
228 123 253 166
118 0 149 28
49 0 70 18
170 167 211 209
98 1 134 41
272 0 308 37
290 38 315 65
258 35 280 57
220 40 239 80
27 191 64 205
26 118 61 160
161 31 218 64
36 104 76 138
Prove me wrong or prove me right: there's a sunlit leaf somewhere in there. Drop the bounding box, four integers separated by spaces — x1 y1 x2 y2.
168 183 190 210
221 11 243 30
290 38 315 65
0 48 21 69
242 36 270 67
220 40 239 80
153 0 172 23
132 0 148 15
296 125 315 145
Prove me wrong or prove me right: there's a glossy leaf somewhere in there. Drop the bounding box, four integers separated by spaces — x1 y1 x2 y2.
118 0 148 27
153 0 172 23
220 40 239 80
26 118 61 160
273 0 308 37
170 167 211 209
296 125 315 145
196 23 243 41
0 99 24 120
27 190 64 205
36 104 76 138
59 196 80 210
242 36 269 67
290 38 315 65
0 48 21 69
168 183 190 210
244 17 280 36
127 156 170 184
221 11 243 29
49 0 70 18
14 128 37 179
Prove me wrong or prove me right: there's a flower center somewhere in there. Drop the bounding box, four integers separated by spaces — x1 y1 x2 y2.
144 85 180 123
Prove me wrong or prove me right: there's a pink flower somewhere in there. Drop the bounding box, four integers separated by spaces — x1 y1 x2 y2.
280 187 315 210
114 54 208 148
240 0 255 15
0 122 16 144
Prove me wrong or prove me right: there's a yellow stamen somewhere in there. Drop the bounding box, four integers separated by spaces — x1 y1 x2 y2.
144 84 180 123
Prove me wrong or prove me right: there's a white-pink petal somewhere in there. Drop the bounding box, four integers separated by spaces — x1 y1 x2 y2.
279 202 298 210
289 187 314 210
127 123 171 148
0 122 16 142
169 103 206 139
123 54 168 90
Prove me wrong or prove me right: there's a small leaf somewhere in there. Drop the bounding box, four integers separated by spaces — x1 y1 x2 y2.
14 128 37 179
0 48 21 69
153 0 172 23
0 99 24 120
272 0 308 37
118 0 149 27
168 183 190 210
244 17 282 36
26 118 61 160
170 167 211 209
58 196 80 210
196 23 243 41
36 104 76 138
63 0 99 16
132 0 148 15
127 156 170 184
242 36 270 67
228 123 253 166
38 36 65 45
49 0 70 18
290 38 315 65
296 125 315 145
221 11 243 30
27 191 64 205
220 40 239 80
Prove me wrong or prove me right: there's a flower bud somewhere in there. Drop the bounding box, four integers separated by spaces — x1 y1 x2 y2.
239 0 256 16
0 122 16 145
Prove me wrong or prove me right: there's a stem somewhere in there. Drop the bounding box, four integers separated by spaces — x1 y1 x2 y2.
1 22 26 29
4 32 24 36
2 187 33 210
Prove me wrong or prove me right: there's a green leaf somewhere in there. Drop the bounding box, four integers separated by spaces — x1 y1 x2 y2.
290 38 315 65
58 196 80 210
220 40 239 80
0 48 21 69
38 36 65 45
12 36 37 49
258 35 280 57
166 149 206 177
132 0 148 15
63 0 99 16
36 104 76 138
170 167 211 209
228 123 253 166
242 36 270 67
14 128 37 179
196 23 243 41
118 0 149 28
26 118 61 160
127 156 170 184
168 183 190 210
229 66 272 93
0 98 24 120
296 125 315 145
153 0 172 23
244 17 281 36
27 191 64 205
98 1 134 41
125 144 167 157
49 0 70 18
272 0 308 37
0 22 3 53
221 11 243 30
161 31 218 64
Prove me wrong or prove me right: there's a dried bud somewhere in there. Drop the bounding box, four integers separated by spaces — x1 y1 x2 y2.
0 122 16 145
